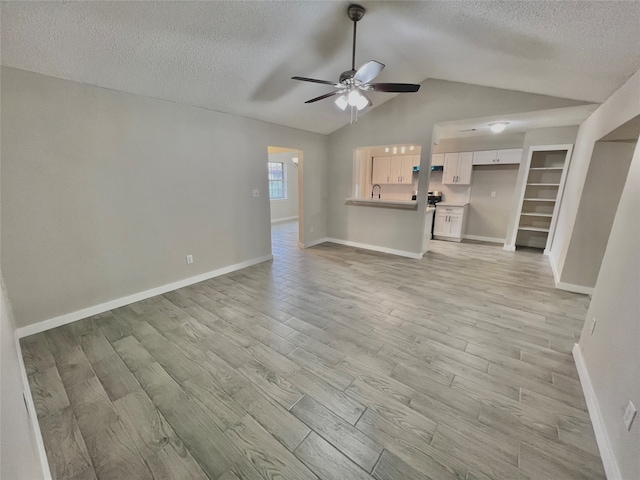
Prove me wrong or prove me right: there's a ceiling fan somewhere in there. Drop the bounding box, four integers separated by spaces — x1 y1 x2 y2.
292 4 420 118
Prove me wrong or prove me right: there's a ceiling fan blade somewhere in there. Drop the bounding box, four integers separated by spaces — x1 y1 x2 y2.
305 91 339 103
354 61 385 84
369 83 420 93
292 76 338 86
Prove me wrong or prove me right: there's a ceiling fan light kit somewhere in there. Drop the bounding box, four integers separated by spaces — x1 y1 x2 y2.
292 4 420 123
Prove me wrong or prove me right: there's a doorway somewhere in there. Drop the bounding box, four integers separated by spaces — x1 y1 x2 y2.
560 116 640 288
267 146 303 255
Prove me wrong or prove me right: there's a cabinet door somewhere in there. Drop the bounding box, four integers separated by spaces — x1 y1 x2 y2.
400 156 414 183
456 152 473 184
472 150 498 165
448 214 463 238
433 213 448 236
372 156 391 184
388 157 403 183
431 153 445 166
496 148 523 164
442 153 458 184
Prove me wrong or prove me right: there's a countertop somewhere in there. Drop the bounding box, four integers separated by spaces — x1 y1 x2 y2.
345 198 418 209
436 202 469 207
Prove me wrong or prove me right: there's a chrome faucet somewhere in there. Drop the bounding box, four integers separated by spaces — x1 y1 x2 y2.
371 184 381 199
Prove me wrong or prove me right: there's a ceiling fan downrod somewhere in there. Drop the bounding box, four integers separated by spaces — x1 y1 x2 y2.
348 4 366 71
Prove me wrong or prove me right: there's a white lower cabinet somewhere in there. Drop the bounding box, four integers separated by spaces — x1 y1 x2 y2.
433 205 467 242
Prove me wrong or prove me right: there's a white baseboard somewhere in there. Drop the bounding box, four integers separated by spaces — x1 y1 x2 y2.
15 254 273 339
303 237 329 248
548 250 593 295
463 234 505 244
573 344 621 480
271 215 299 224
325 238 423 259
503 244 516 252
555 281 594 295
15 335 53 480
549 249 561 284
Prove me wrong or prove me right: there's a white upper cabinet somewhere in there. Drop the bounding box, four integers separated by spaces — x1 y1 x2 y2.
431 153 445 166
443 153 458 184
443 152 473 185
472 148 523 165
372 156 391 184
497 148 523 164
372 155 415 184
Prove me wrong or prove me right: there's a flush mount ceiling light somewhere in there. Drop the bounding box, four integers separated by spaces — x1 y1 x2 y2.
489 122 509 133
292 4 420 123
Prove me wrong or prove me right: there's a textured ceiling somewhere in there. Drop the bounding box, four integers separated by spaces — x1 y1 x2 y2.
2 1 640 134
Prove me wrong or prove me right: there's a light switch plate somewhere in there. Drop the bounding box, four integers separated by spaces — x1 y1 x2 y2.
186 255 193 264
491 191 496 198
623 401 636 431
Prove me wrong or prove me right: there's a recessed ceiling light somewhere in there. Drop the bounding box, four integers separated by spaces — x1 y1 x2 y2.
489 122 509 133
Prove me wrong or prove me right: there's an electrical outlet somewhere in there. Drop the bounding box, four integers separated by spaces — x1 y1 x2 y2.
186 255 193 264
252 189 259 197
624 401 636 431
491 191 497 198
589 317 597 335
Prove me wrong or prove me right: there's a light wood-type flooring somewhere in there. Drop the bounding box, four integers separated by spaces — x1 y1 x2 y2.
21 221 605 480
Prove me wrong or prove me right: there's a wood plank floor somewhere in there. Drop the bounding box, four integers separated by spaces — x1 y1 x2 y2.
21 221 605 480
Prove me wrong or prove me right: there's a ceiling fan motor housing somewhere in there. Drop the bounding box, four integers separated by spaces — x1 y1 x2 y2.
340 69 358 84
347 4 365 22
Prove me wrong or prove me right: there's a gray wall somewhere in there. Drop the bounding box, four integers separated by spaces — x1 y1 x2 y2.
561 141 636 286
578 140 640 480
1 67 328 327
269 151 299 222
504 126 579 248
1 276 45 480
327 78 585 254
550 69 640 285
467 165 519 240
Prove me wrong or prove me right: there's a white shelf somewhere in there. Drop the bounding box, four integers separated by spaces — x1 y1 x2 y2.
521 213 553 217
523 198 556 202
526 183 560 186
518 226 550 232
529 167 564 171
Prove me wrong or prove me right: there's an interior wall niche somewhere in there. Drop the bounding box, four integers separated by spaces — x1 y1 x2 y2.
561 115 640 287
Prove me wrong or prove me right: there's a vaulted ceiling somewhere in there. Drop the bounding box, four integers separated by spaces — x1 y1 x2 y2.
2 1 639 134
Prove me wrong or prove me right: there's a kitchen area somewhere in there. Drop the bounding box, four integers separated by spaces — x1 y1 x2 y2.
345 111 583 257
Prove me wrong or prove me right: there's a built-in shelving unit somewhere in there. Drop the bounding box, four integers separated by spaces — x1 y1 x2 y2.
505 145 573 253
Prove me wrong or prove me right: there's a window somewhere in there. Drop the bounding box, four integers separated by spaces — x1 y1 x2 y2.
268 162 286 199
